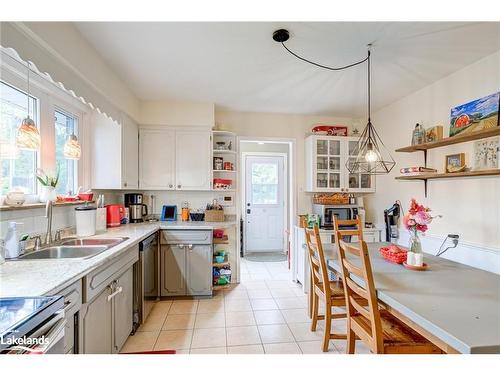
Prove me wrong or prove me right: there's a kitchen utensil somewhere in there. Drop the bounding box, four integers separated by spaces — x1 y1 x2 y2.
106 204 125 227
124 193 143 206
75 205 97 236
129 204 148 223
78 192 94 201
216 141 226 150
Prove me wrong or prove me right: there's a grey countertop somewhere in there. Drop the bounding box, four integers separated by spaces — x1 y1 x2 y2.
327 242 500 354
0 220 236 298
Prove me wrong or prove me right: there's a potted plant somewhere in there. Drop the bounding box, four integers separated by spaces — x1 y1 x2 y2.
36 168 59 202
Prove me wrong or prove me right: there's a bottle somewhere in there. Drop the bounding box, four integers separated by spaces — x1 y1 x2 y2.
4 222 21 259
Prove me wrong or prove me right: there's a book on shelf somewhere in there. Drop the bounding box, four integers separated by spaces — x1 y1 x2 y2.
400 166 437 174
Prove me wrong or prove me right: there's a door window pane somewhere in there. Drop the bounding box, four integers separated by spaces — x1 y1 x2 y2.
0 81 37 194
55 109 78 194
251 163 278 204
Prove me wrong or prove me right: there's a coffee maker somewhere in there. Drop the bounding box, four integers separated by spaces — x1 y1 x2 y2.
384 201 401 243
124 193 147 223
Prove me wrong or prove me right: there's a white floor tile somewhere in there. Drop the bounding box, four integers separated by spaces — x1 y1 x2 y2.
227 344 265 354
227 326 261 346
191 328 226 349
258 324 295 344
264 342 302 354
253 310 285 325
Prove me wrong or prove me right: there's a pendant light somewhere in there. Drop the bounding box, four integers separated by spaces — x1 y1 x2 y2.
346 49 395 175
63 133 81 160
273 30 395 174
16 61 41 150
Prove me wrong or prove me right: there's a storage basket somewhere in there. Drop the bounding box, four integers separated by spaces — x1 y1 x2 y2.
205 209 225 222
313 193 349 205
379 246 407 264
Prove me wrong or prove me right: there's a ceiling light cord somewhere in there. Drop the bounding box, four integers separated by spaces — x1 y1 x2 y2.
280 42 369 72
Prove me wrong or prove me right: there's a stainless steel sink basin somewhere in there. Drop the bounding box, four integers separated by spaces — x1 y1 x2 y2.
16 237 129 260
60 238 127 247
19 246 108 260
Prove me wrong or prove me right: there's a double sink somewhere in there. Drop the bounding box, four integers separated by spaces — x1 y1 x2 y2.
17 237 129 260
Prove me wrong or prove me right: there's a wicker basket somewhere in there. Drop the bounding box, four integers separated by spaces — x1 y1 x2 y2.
313 193 349 205
205 209 225 222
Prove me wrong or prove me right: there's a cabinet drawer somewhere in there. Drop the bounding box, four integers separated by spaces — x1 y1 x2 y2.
161 230 212 245
83 245 139 303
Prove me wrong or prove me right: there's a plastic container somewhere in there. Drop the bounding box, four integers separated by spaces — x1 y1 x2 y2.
75 205 97 237
214 255 225 263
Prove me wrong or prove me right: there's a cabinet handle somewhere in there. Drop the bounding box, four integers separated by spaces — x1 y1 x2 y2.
107 286 123 301
169 184 173 188
177 184 181 189
124 182 128 187
187 244 193 251
177 244 185 249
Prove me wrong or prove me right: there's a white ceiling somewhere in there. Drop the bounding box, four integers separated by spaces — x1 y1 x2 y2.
75 22 500 116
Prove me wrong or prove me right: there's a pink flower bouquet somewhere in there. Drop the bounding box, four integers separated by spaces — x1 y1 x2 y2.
403 198 440 233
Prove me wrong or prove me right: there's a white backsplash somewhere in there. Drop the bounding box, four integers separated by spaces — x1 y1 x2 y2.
0 205 76 239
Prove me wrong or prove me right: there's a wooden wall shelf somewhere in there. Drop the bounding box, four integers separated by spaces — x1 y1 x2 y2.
395 126 500 153
396 169 500 196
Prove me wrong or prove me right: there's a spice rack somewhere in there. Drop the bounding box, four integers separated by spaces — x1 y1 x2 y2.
395 126 500 196
212 130 237 192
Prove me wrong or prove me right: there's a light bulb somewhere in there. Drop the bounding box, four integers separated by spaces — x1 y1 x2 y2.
365 149 378 162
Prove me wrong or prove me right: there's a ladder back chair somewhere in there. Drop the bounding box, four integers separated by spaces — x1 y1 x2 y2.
303 221 348 352
335 237 441 354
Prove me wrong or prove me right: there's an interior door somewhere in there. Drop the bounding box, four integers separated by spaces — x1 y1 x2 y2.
245 155 285 252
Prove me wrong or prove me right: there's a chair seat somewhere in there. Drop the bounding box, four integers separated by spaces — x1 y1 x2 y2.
352 310 441 354
314 280 345 299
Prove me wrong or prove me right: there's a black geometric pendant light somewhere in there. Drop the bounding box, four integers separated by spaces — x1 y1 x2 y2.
273 29 395 175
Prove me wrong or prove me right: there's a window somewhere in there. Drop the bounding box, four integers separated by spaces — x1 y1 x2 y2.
251 162 278 204
54 109 78 194
0 81 38 195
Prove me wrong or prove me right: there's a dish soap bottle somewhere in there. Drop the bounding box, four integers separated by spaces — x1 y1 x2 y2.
4 222 21 259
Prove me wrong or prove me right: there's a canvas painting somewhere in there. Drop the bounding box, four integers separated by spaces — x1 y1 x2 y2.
449 92 500 137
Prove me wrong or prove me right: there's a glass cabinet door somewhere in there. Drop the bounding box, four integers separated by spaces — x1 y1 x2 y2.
316 139 328 155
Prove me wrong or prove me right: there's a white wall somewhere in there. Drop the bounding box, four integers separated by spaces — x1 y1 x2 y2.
216 110 356 216
365 50 500 252
139 99 214 127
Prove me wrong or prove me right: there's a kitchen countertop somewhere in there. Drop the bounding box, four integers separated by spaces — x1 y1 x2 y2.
0 220 237 298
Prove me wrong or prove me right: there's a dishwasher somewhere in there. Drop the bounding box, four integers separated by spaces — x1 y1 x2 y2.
133 233 159 332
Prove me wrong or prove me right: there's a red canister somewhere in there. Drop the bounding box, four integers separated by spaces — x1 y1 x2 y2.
106 204 125 227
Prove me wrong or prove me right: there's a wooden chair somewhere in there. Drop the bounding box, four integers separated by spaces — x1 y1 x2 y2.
303 222 348 352
335 237 441 354
333 217 364 242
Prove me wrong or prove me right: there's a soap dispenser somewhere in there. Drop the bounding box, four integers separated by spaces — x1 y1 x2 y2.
4 222 21 259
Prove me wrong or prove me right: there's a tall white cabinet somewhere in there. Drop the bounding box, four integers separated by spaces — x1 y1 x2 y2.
139 127 211 191
305 135 375 193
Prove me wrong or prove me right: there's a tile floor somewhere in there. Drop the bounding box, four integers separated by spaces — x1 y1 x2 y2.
120 258 371 354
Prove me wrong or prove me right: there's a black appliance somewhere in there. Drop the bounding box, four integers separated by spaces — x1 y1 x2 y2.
124 193 143 207
0 296 65 354
384 201 401 243
312 204 359 229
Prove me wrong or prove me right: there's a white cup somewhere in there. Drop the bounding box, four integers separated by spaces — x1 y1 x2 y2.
414 253 424 267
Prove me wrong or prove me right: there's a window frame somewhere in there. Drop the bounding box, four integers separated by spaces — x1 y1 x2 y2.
0 57 90 199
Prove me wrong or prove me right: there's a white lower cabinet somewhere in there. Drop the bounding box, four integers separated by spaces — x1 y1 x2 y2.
82 246 137 354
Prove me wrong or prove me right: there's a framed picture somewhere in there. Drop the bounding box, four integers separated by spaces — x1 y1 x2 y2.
473 137 499 170
213 157 223 170
449 92 500 137
425 126 443 143
445 153 466 173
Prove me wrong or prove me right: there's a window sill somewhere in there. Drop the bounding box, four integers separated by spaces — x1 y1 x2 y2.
0 200 93 212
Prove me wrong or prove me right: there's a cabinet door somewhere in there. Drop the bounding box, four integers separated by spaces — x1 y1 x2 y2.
345 138 375 193
91 113 122 189
186 245 212 296
160 245 186 296
121 117 139 189
175 130 211 190
112 267 134 353
139 129 176 189
82 286 112 354
314 137 344 192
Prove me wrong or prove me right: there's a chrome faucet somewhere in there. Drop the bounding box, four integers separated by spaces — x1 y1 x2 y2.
44 200 53 245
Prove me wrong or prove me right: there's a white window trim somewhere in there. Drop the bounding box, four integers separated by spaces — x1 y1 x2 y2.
1 56 91 199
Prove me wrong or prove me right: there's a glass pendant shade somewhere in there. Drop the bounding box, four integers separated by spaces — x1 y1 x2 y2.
16 116 41 150
64 134 81 160
347 119 396 175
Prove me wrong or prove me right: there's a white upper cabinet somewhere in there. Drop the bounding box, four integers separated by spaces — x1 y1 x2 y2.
305 135 375 193
175 130 211 190
139 128 176 190
91 113 140 190
139 127 211 191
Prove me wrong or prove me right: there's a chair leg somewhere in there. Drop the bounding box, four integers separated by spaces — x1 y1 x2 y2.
347 328 356 354
322 305 332 352
310 294 319 331
308 275 313 319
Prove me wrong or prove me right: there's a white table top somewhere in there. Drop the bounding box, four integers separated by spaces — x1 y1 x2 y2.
327 242 500 354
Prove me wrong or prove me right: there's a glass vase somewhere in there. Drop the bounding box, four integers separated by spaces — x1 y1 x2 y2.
408 229 422 254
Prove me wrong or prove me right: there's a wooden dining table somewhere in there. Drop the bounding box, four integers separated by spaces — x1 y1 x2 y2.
324 242 500 354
